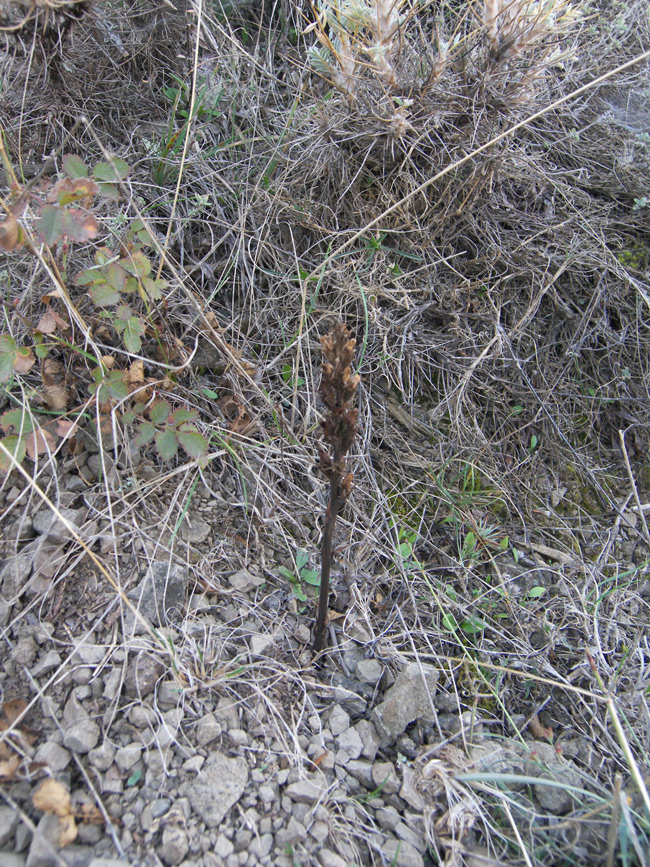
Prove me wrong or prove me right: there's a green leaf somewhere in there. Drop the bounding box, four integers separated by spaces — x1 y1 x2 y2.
0 335 17 383
62 154 88 179
177 428 208 459
90 369 129 402
201 387 219 399
530 434 538 450
296 550 309 571
129 219 153 246
399 541 413 560
460 616 486 634
171 408 199 425
278 566 295 582
1 409 35 434
527 586 546 599
155 429 178 461
0 435 26 473
441 613 458 632
89 281 121 307
292 584 308 602
149 399 171 425
126 768 141 787
118 314 146 354
301 569 320 586
121 411 136 426
135 422 156 445
35 206 98 246
120 250 151 278
93 158 130 183
141 276 165 300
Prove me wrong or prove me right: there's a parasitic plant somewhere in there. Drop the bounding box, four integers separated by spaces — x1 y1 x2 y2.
312 321 360 657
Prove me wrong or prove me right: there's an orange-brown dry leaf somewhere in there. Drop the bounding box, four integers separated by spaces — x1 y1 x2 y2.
101 355 116 370
42 359 69 410
528 714 553 740
55 419 77 438
0 214 23 251
57 814 78 847
76 803 103 824
37 308 70 335
25 428 57 459
13 348 35 375
33 778 72 817
126 359 144 386
0 754 20 780
3 699 27 726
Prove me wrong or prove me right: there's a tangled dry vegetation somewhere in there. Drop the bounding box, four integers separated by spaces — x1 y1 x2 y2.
2 0 650 864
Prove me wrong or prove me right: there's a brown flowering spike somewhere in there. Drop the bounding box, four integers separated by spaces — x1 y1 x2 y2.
312 322 359 658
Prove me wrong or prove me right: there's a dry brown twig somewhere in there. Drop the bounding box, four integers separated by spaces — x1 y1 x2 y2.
312 321 360 657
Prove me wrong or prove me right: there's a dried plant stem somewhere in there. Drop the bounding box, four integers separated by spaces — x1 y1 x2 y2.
312 322 360 657
313 466 343 656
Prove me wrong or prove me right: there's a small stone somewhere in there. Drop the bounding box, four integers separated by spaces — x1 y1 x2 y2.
12 637 38 665
196 714 222 747
356 658 383 684
318 850 348 867
115 744 142 772
295 625 311 644
227 729 248 747
309 820 329 844
228 569 264 593
336 727 363 760
64 720 100 754
31 651 62 677
123 654 165 698
102 669 122 702
370 663 438 746
345 760 374 789
183 755 205 773
151 799 172 819
34 742 71 772
285 778 329 804
128 705 157 728
380 838 424 867
276 816 306 848
258 785 275 804
179 752 248 828
127 561 188 628
249 833 273 858
26 813 63 867
328 706 350 737
214 835 234 859
250 634 273 657
88 742 115 772
376 807 400 831
372 761 400 794
32 507 87 544
0 550 34 598
354 720 380 761
0 805 19 847
396 821 426 853
160 826 189 866
180 515 211 544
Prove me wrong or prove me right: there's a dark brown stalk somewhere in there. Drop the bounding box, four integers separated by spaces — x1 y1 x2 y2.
312 321 359 658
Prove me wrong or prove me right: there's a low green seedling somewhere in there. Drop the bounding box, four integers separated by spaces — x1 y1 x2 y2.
278 549 320 602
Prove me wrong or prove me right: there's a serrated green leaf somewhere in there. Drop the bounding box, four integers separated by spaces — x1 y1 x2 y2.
176 428 208 459
135 422 156 445
97 183 119 199
119 315 145 354
0 435 26 473
90 369 129 402
104 261 127 292
0 335 17 383
62 154 88 179
141 277 165 300
93 158 130 182
171 408 198 425
155 428 178 461
121 411 136 426
1 409 35 434
149 399 171 424
74 268 103 286
121 250 151 278
89 281 121 307
35 206 98 246
129 219 153 246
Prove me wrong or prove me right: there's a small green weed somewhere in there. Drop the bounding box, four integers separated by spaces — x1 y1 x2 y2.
278 549 320 602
